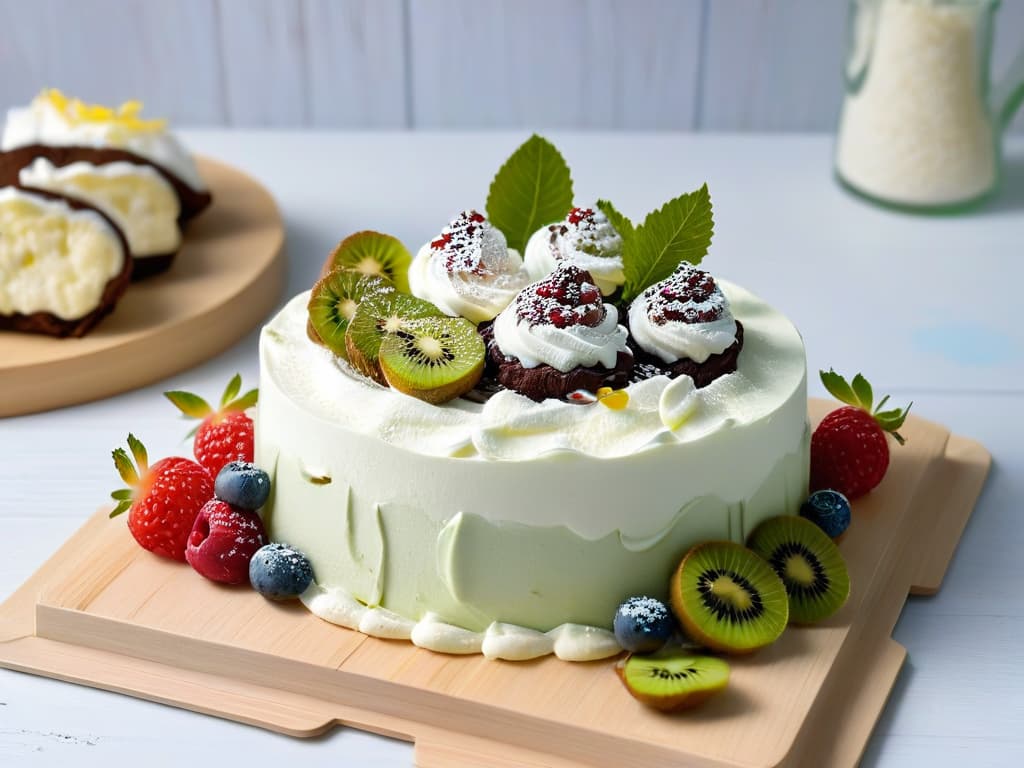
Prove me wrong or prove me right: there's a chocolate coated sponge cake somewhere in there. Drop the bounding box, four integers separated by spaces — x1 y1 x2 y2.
0 186 131 337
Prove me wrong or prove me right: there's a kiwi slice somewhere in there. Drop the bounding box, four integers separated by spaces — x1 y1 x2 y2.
670 541 789 654
307 268 394 356
325 231 412 293
345 292 443 383
378 316 485 404
615 651 730 711
747 515 851 625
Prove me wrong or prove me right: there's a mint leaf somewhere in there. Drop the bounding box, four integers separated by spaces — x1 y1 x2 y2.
621 184 713 302
486 135 573 253
596 199 635 241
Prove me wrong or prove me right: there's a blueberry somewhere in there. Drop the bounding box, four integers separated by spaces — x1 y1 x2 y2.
215 461 271 510
613 596 675 653
800 489 851 539
248 543 314 601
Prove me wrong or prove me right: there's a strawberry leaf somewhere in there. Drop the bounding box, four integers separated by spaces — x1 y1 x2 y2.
109 499 132 518
819 369 860 407
126 433 147 474
486 134 574 253
164 390 212 419
596 199 635 241
221 374 242 408
850 373 873 411
227 388 259 413
112 447 138 486
876 402 912 434
111 489 133 501
621 184 714 302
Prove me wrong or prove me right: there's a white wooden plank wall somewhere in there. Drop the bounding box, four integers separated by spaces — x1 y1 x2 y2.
0 0 1021 132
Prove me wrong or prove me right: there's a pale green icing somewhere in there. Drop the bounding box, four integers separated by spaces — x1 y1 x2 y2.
264 434 808 633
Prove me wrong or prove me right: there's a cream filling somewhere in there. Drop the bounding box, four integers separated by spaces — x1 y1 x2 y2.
492 301 629 372
3 98 206 191
409 243 529 323
0 187 125 319
19 158 181 257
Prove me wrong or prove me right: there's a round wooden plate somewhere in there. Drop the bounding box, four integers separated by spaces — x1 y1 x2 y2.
0 156 286 418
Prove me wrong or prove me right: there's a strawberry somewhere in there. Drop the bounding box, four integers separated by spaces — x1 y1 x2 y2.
164 374 258 478
110 434 214 561
810 370 912 500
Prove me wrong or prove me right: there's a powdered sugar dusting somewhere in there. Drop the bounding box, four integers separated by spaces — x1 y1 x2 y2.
640 264 727 326
549 207 622 261
514 264 605 329
619 596 669 626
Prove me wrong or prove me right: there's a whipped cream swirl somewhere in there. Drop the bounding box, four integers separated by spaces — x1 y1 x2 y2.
410 210 531 323
524 206 625 295
493 264 629 372
628 264 737 364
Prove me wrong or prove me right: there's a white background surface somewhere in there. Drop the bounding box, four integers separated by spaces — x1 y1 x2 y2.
1 131 1023 766
1 0 1023 132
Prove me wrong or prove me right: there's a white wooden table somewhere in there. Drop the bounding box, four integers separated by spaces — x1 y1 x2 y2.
1 132 1021 767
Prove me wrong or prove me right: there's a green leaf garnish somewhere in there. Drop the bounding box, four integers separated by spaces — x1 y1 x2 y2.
596 199 635 241
221 374 242 408
820 369 859 407
164 390 212 419
486 134 574 253
620 184 714 302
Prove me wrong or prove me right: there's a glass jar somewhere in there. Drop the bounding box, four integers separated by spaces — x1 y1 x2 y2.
835 0 1024 212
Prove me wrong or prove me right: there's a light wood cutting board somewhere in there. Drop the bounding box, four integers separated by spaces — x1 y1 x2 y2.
0 401 990 767
0 156 285 417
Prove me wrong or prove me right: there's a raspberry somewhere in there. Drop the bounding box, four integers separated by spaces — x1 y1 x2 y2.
186 499 267 585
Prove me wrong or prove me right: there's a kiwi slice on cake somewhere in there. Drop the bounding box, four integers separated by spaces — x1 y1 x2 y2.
345 292 443 383
325 231 412 293
670 541 789 654
307 268 394 356
379 316 485 404
747 515 851 625
615 651 730 711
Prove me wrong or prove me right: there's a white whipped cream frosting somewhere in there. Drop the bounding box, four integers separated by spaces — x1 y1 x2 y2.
2 92 206 191
411 211 532 323
261 281 805 465
629 299 737 364
524 206 625 295
492 299 629 372
19 158 182 257
0 187 125 319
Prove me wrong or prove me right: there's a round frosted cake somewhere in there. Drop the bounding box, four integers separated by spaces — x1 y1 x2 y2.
257 278 807 661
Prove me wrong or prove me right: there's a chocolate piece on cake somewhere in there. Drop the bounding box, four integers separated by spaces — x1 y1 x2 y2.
0 186 132 337
488 264 634 401
0 144 211 223
627 320 744 388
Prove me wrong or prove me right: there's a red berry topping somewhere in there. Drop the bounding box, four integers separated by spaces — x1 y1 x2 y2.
515 264 606 328
165 375 258 478
110 434 214 561
810 370 912 499
185 499 268 585
429 210 495 275
641 264 726 325
567 207 594 226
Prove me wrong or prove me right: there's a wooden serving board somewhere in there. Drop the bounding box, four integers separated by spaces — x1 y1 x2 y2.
0 156 285 417
0 401 990 767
